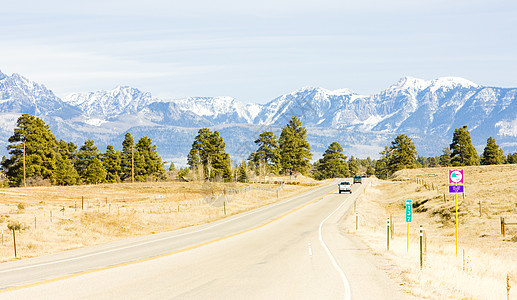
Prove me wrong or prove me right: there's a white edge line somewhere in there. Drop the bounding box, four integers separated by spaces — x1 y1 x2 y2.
319 196 352 300
1 183 335 274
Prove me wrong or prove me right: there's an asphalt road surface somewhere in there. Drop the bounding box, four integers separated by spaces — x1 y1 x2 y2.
0 180 409 299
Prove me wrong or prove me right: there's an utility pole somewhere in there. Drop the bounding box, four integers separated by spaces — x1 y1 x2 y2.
23 141 26 187
131 145 135 183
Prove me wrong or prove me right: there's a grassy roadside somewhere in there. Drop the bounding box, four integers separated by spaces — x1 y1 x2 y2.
0 178 327 262
341 165 517 299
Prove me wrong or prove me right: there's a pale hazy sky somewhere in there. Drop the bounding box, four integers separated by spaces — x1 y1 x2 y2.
1 0 516 103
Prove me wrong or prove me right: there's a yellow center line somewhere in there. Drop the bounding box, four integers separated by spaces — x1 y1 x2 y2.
0 188 337 293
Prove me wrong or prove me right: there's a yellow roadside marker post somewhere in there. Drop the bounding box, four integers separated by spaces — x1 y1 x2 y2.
406 200 412 252
449 169 464 257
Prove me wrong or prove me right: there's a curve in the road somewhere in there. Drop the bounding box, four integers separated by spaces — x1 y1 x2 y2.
319 195 352 300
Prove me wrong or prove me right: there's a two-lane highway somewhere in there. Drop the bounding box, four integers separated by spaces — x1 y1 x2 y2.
0 180 408 299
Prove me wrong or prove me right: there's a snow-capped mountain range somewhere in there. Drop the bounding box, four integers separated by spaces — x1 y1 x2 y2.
0 70 516 166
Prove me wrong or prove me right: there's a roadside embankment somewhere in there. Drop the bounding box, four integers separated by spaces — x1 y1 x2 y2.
342 165 517 299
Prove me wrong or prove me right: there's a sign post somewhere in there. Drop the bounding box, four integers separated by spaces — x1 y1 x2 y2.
406 200 412 252
449 169 464 257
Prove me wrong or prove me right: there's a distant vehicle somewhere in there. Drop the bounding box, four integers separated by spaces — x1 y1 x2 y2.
338 181 352 194
353 176 362 184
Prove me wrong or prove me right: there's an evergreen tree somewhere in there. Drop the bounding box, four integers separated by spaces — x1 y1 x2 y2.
75 139 101 180
187 128 231 181
84 157 107 184
52 153 79 185
450 126 479 166
120 132 135 181
136 136 166 180
169 162 175 171
507 153 517 164
177 167 190 179
416 156 428 168
237 162 249 183
102 145 122 183
314 142 350 180
480 137 505 165
2 114 58 186
57 139 76 161
51 139 79 185
439 147 452 166
428 157 438 167
387 134 417 172
249 131 280 174
205 131 231 180
348 156 360 176
279 116 312 175
366 164 374 176
187 128 210 172
374 146 391 179
133 150 147 182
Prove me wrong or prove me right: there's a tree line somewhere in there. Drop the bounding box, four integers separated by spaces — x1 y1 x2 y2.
1 114 166 186
373 125 517 179
1 114 516 187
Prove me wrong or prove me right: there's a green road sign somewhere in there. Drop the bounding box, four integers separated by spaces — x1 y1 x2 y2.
406 200 412 222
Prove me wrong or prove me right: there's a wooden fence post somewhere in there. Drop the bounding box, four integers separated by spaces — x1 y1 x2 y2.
390 214 394 239
12 229 17 258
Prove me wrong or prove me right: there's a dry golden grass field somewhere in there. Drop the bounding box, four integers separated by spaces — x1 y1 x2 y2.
0 177 324 263
343 164 517 299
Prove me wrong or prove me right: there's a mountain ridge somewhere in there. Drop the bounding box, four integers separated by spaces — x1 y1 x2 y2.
0 70 516 166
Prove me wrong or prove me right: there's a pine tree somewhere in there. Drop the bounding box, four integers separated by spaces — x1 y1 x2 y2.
480 137 505 165
51 139 79 185
2 114 58 186
57 139 76 161
387 134 417 172
249 131 280 174
52 153 79 185
136 136 166 181
416 156 428 168
279 116 312 175
84 157 107 184
450 126 479 166
188 128 210 174
348 156 360 176
374 146 391 179
237 162 249 183
121 132 135 182
132 150 146 182
205 131 231 180
102 145 122 183
439 147 452 166
428 157 438 167
75 139 101 180
507 153 517 164
314 142 350 180
188 128 231 181
366 165 374 176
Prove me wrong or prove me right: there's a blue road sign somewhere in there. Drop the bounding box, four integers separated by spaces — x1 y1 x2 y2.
406 200 412 222
449 185 464 193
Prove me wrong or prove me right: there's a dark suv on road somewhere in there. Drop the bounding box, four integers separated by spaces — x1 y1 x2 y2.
353 176 362 184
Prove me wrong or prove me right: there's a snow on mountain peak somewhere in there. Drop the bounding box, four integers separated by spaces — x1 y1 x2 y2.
387 76 431 92
63 86 153 118
170 96 260 124
428 77 479 92
293 86 355 97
